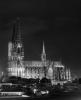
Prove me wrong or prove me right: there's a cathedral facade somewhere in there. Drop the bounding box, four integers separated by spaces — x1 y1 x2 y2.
8 20 71 84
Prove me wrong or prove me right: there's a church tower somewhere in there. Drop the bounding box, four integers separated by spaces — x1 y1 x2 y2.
12 18 24 61
8 18 25 77
41 42 46 62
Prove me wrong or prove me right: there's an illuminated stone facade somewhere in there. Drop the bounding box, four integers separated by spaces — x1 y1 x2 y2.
24 61 49 79
8 19 71 83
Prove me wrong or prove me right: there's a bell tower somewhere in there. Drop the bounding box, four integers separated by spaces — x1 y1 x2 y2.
8 18 25 77
12 18 24 62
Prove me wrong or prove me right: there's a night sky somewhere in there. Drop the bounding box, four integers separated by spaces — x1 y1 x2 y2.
0 0 81 78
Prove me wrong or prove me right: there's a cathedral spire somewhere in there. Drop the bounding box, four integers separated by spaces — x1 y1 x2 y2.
11 18 24 61
41 41 46 61
43 41 45 54
16 18 22 43
12 18 22 43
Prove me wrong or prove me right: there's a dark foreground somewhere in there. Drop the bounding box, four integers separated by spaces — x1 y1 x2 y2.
0 95 81 100
0 82 81 100
0 91 81 100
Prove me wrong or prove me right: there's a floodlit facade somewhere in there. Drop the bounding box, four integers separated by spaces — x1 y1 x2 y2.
8 19 72 84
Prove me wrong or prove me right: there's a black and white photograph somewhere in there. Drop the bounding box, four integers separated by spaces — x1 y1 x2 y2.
0 0 81 100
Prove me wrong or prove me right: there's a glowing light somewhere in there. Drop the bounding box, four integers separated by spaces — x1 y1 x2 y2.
17 43 22 48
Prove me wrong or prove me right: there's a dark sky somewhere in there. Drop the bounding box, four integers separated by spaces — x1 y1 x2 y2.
0 0 81 77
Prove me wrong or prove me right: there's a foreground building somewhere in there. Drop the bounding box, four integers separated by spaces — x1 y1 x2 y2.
8 19 72 84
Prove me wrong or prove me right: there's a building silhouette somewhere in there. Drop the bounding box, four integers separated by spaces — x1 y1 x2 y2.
8 19 71 85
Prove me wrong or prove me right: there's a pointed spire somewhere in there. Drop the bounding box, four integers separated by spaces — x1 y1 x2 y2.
11 18 24 61
12 22 16 43
16 17 22 43
41 41 46 61
43 41 45 54
12 17 22 43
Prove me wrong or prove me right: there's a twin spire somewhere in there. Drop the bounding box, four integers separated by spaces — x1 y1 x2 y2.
12 18 46 61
